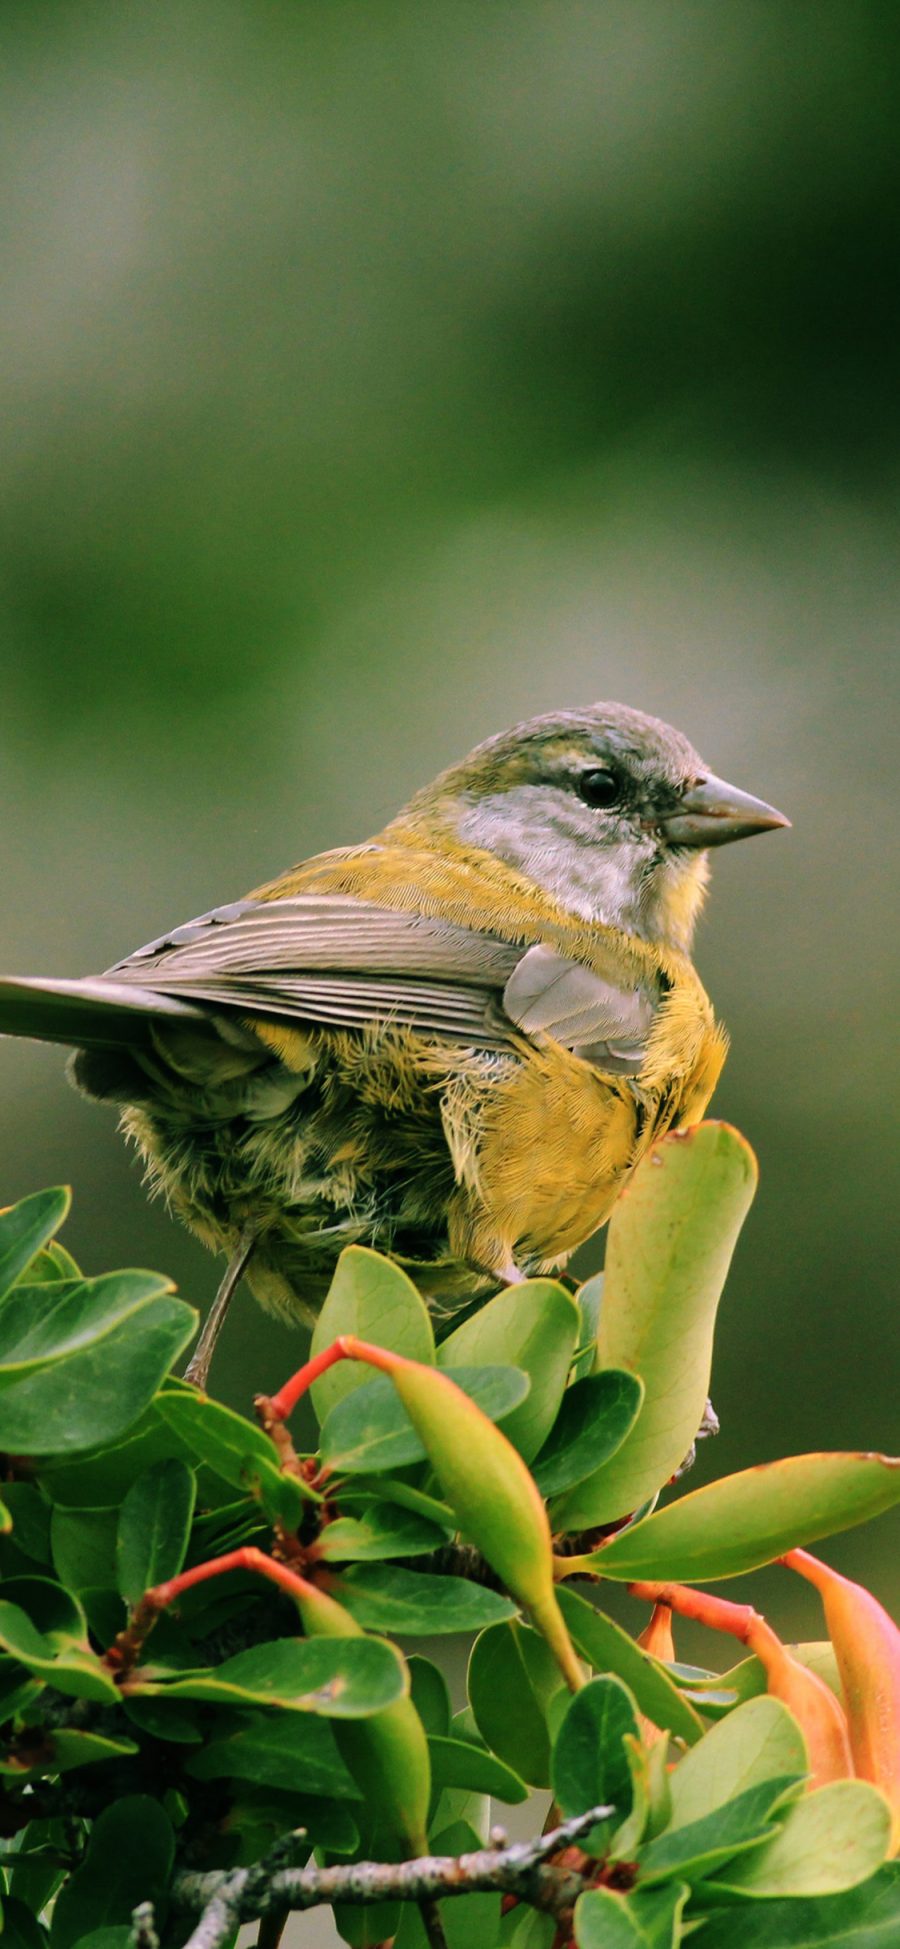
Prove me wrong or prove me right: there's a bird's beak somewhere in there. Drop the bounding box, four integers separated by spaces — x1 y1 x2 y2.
658 772 791 848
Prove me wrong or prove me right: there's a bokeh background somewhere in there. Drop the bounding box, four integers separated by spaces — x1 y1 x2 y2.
1 8 898 1933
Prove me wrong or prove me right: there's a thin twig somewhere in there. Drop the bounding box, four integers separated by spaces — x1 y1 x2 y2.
256 1907 289 1949
418 1894 450 1949
173 1805 614 1948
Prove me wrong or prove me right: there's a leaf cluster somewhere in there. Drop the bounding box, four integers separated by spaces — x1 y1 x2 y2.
0 1131 898 1948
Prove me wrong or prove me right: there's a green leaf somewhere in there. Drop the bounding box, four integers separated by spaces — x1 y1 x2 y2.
693 1863 900 1948
0 1268 176 1369
342 1475 456 1530
552 1674 639 1853
500 1910 556 1947
437 1279 579 1459
0 1665 43 1719
336 1899 401 1947
131 1633 407 1714
49 1796 174 1949
43 1240 82 1280
0 1727 138 1779
4 1819 65 1918
1 1574 89 1648
185 1708 359 1796
712 1782 892 1897
535 1369 644 1497
326 1562 517 1633
310 1245 435 1422
556 1585 704 1745
588 1452 900 1581
555 1122 757 1528
51 1507 118 1595
115 1459 196 1606
0 1187 70 1301
468 1619 563 1786
0 1894 52 1949
637 1775 801 1884
408 1654 451 1735
0 1483 51 1563
0 1589 119 1703
232 1783 358 1859
35 1402 199 1507
319 1364 529 1473
668 1697 809 1828
0 1273 196 1455
155 1386 311 1525
314 1502 449 1561
574 1882 689 1948
675 1642 842 1722
571 1274 604 1383
427 1733 528 1802
124 1694 206 1744
77 1936 146 1949
608 1734 651 1859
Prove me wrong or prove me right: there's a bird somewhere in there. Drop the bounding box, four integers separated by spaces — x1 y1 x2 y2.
0 703 788 1386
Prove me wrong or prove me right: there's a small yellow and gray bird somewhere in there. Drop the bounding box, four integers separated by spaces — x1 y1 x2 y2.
0 704 788 1384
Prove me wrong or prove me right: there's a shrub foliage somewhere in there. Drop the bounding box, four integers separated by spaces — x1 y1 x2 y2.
0 1124 898 1947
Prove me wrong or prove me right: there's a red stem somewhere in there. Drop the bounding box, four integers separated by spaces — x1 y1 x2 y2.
780 1547 832 1590
267 1333 401 1421
150 1544 318 1611
629 1579 763 1648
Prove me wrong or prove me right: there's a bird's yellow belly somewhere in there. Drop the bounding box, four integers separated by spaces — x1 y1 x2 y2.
447 1042 642 1274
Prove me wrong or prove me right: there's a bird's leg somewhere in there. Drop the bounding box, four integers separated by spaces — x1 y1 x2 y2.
184 1225 258 1391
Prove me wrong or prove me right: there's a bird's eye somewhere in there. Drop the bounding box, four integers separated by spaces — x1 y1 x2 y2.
577 767 620 809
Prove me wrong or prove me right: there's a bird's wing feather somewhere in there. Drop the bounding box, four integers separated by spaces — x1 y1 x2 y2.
110 894 654 1065
0 976 207 1048
0 896 655 1067
109 896 521 1048
502 944 654 1068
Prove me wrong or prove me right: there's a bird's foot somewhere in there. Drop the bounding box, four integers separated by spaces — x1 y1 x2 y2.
672 1397 720 1481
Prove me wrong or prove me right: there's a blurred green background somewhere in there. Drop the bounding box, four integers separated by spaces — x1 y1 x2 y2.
1 0 897 1830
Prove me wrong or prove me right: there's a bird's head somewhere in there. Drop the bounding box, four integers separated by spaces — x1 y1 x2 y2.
400 703 789 954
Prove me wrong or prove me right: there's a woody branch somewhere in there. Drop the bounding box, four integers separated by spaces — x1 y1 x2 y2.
166 1805 613 1948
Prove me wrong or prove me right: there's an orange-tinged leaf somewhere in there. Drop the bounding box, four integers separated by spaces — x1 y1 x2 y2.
636 1603 676 1747
785 1550 900 1852
746 1617 853 1790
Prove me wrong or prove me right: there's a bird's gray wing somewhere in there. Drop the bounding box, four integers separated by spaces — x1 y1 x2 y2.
0 897 654 1069
109 896 521 1048
109 895 655 1068
502 944 654 1071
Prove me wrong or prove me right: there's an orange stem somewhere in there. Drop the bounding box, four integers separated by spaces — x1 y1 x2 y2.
629 1579 760 1644
150 1544 318 1610
267 1333 401 1421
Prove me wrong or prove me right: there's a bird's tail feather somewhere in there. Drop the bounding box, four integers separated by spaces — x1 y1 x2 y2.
0 976 207 1050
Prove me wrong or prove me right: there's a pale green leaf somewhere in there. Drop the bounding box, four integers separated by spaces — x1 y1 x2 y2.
668 1697 809 1828
713 1782 892 1897
555 1122 757 1528
310 1246 435 1422
587 1452 900 1581
438 1278 578 1459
